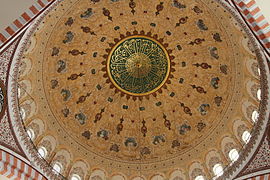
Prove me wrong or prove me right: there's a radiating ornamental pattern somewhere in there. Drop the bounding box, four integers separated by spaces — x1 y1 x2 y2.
7 0 268 179
108 36 169 96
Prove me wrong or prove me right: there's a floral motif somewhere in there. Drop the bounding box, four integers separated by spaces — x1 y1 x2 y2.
198 104 210 115
81 8 93 18
179 123 191 135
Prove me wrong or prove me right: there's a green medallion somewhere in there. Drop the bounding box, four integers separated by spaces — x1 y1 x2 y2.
107 36 170 96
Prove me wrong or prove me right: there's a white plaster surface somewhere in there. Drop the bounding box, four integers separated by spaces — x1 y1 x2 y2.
256 0 270 24
0 0 36 31
0 175 10 180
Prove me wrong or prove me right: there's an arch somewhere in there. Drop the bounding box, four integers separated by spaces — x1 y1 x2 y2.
220 136 239 161
27 128 35 140
38 146 48 158
18 99 36 121
68 160 89 180
90 169 106 180
51 149 73 175
205 150 223 176
189 162 205 180
150 174 165 180
194 176 205 180
37 135 57 159
18 58 32 77
132 177 145 180
52 162 63 173
18 80 32 99
242 130 251 143
24 36 37 54
169 169 186 180
0 150 46 180
26 119 46 140
71 174 81 180
111 174 126 180
233 119 250 143
251 110 259 122
242 101 258 123
241 37 256 55
19 107 26 120
171 177 184 180
228 149 239 162
257 89 261 100
246 80 261 101
212 163 223 177
245 59 260 78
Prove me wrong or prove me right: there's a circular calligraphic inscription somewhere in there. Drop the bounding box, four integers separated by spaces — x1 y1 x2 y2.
107 36 170 96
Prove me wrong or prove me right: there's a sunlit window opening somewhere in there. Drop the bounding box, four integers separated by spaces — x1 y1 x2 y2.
213 164 223 177
242 131 251 143
20 108 26 120
53 162 63 173
257 89 261 101
26 128 35 140
17 87 21 98
252 110 259 122
71 174 81 180
38 146 47 158
194 175 205 180
228 149 239 162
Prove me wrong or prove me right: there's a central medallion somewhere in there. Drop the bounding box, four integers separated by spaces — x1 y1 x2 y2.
107 35 170 96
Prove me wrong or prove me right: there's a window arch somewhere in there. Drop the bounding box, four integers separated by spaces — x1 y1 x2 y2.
213 164 223 177
38 146 47 158
194 175 205 180
242 131 251 143
20 108 26 120
53 162 63 173
252 110 259 122
257 89 261 100
26 128 35 140
71 174 81 180
17 87 21 98
228 149 239 162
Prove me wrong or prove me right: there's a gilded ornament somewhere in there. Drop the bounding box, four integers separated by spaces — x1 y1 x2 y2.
106 35 171 97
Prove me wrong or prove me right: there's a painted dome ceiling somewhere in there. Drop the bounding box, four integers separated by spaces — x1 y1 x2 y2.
13 0 269 179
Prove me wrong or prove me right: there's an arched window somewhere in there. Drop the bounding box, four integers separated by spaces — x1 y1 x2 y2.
213 164 223 177
20 108 26 120
257 89 261 101
242 131 251 143
17 87 21 98
251 110 259 122
38 146 47 158
194 175 205 180
27 128 35 140
53 162 62 173
71 174 81 180
228 149 239 162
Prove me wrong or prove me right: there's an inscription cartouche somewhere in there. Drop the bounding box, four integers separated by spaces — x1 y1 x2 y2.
107 36 170 96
